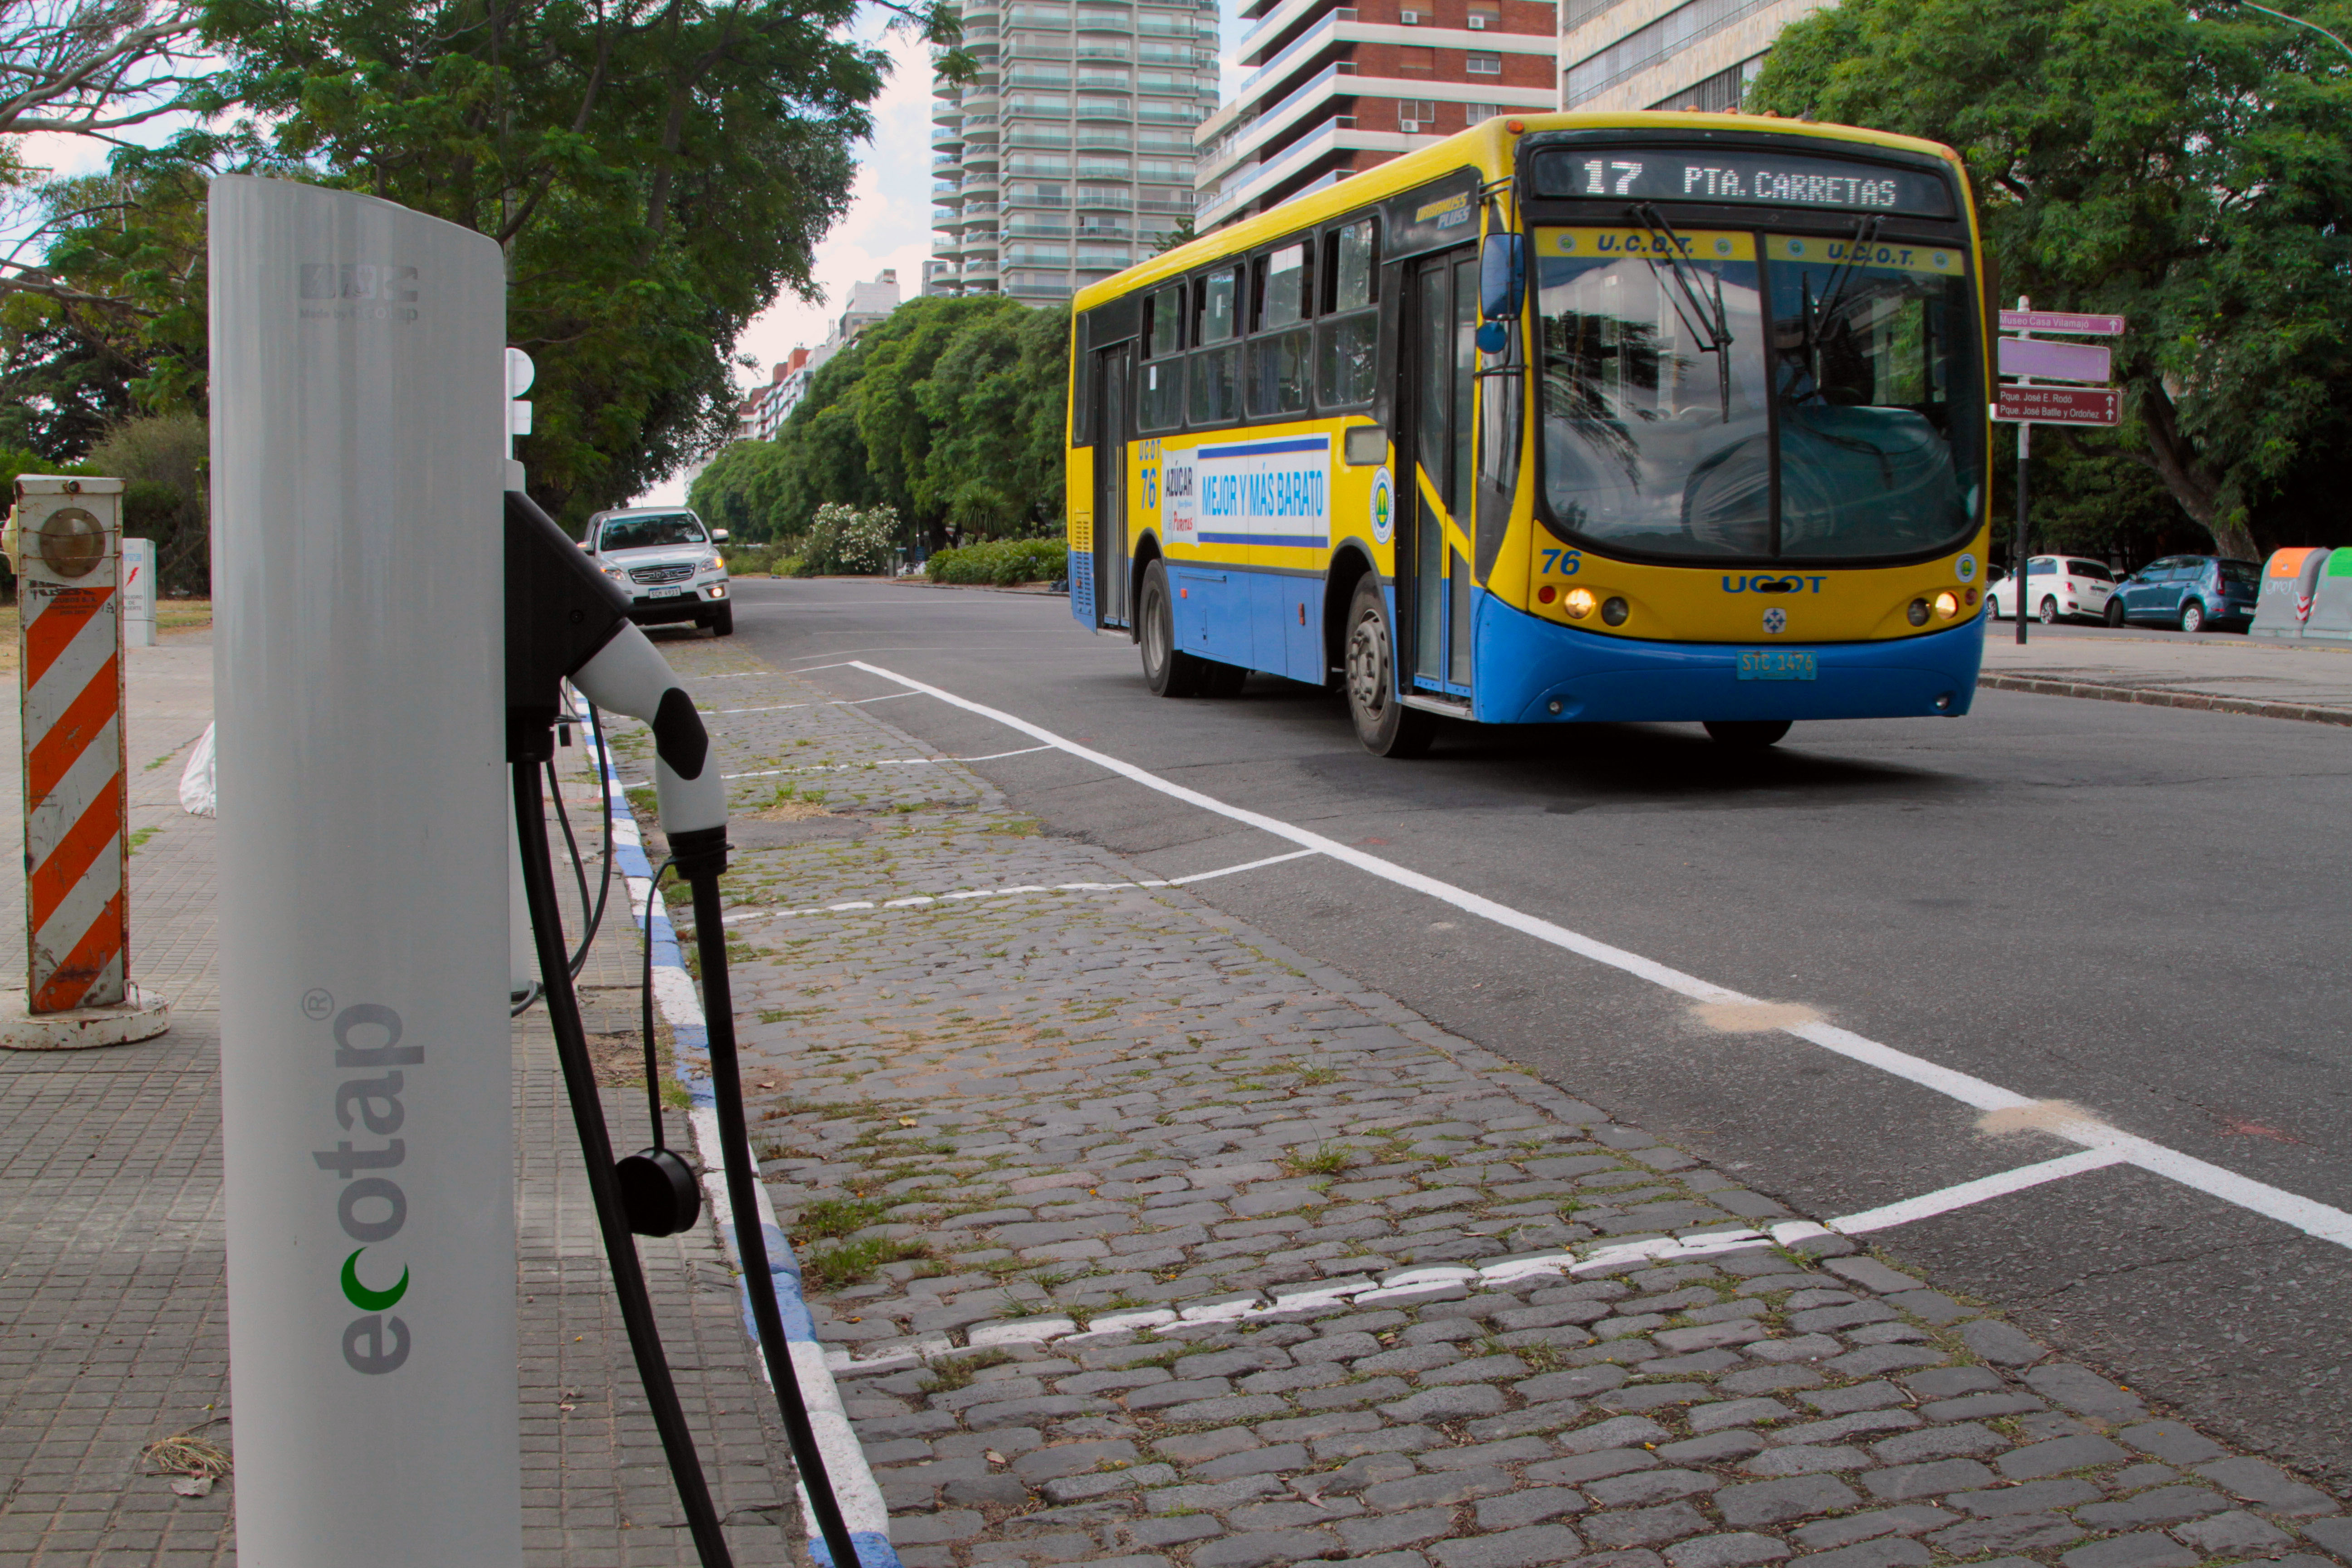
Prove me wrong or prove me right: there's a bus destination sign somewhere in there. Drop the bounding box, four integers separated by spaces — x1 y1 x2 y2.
1529 147 1955 218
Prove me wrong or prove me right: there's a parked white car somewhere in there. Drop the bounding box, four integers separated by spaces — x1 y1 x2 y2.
583 506 734 637
1985 555 2117 624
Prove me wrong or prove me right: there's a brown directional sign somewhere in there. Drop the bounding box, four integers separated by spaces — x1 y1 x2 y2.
1998 309 2125 336
1995 385 2120 426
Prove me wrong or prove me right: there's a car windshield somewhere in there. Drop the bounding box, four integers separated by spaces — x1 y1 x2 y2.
1536 226 1980 562
600 514 706 551
2068 560 2113 580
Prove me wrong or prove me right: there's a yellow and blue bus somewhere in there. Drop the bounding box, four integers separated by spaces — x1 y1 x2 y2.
1066 112 1992 755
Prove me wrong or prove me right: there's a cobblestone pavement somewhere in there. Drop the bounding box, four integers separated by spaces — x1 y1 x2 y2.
627 634 2352 1568
0 633 803 1566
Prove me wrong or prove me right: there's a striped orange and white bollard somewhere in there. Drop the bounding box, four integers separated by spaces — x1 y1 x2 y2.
0 476 168 1048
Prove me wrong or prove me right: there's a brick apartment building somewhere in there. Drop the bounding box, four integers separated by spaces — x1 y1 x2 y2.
1191 0 1557 230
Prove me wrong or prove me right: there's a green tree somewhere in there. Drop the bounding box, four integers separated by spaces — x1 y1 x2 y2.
1750 0 2352 559
122 0 966 528
917 303 1069 538
687 438 786 539
1151 216 1196 255
853 294 1028 546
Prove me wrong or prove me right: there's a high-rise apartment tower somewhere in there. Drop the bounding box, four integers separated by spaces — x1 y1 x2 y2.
1558 0 1821 113
931 0 1222 303
1191 0 1556 231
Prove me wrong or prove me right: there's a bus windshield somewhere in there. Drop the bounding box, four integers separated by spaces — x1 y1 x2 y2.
1536 226 1980 563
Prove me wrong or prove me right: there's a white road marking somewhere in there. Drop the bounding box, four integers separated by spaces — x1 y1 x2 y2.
719 745 1054 781
1825 1149 2132 1235
718 691 920 715
845 658 2352 1254
718 848 1321 926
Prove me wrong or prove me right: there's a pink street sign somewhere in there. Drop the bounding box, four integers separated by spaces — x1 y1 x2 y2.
1998 335 2112 383
1997 309 2125 336
1995 385 2121 426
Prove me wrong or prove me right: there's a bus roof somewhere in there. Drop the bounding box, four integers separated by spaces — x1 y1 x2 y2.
1073 110 1967 314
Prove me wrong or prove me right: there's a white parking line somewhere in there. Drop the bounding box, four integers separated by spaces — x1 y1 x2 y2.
720 745 1054 781
717 692 920 716
845 658 2352 1254
1825 1149 2132 1236
719 848 1321 926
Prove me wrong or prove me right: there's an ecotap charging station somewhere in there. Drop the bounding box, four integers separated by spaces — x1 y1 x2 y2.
210 177 865 1565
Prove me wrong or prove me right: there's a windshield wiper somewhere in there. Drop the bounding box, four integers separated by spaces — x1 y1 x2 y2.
1812 215 1885 340
1630 202 1733 420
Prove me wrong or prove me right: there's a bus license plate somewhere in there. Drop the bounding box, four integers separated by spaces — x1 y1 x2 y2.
1738 650 1816 681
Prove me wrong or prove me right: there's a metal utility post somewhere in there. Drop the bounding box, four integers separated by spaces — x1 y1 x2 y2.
1993 297 2124 644
2014 298 2031 645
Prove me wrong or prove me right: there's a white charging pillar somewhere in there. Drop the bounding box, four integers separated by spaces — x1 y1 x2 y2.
209 176 517 1565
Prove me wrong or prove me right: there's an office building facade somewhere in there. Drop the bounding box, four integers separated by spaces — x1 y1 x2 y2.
1191 0 1556 231
930 0 1222 303
1558 0 1825 113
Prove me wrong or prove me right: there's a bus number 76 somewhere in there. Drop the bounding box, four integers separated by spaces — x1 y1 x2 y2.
1539 549 1583 576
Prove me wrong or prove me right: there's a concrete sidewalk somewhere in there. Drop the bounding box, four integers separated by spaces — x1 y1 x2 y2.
0 632 808 1565
1980 625 2352 724
618 635 2352 1568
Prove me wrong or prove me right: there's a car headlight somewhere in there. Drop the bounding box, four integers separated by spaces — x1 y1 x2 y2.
602 566 625 581
702 554 723 572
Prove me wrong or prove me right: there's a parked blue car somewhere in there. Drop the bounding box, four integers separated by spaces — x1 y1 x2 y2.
2104 555 2260 633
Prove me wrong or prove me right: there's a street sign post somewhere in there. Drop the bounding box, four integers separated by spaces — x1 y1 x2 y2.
1991 297 2126 644
1997 309 2126 336
1994 385 2121 426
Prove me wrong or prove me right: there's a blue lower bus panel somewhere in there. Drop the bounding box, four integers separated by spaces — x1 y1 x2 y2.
1472 594 1985 725
1070 550 1094 626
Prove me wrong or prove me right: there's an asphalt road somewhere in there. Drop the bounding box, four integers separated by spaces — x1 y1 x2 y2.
718 578 2352 1485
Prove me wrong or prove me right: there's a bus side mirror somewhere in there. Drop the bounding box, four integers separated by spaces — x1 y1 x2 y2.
1478 232 1524 354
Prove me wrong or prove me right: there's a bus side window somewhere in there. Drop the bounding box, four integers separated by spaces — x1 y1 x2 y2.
1247 240 1312 419
1318 217 1378 409
1139 284 1186 433
1190 267 1242 425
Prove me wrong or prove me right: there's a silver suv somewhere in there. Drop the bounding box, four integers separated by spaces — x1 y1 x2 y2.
583 506 733 637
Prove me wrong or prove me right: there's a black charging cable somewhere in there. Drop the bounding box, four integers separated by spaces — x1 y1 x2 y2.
514 701 618 1019
640 856 676 1150
671 843 865 1568
513 762 735 1568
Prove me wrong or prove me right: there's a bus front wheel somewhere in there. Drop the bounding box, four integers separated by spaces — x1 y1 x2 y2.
1703 720 1791 749
1345 578 1434 758
1139 559 1207 698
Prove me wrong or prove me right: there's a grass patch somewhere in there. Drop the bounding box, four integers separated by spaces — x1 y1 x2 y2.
1518 1342 1568 1372
917 1346 1019 1392
799 1235 930 1291
982 817 1042 836
1283 1144 1355 1177
791 1196 892 1243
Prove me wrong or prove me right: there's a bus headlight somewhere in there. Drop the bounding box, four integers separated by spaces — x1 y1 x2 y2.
1562 587 1597 620
1906 598 1931 627
1601 596 1630 627
1934 591 1960 620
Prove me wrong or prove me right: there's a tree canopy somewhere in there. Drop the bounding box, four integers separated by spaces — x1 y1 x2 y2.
1 0 961 530
1750 0 2352 559
692 295 1070 549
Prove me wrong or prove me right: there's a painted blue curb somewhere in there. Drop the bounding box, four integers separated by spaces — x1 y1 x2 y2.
573 695 902 1568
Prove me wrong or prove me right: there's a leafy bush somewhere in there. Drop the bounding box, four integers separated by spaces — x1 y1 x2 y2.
721 542 787 577
925 536 1067 586
802 501 897 575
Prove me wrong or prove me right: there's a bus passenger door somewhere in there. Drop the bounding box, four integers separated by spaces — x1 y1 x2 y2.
1095 345 1132 628
1400 252 1478 696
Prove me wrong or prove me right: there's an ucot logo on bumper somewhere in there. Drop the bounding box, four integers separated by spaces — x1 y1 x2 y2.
1723 575 1828 593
